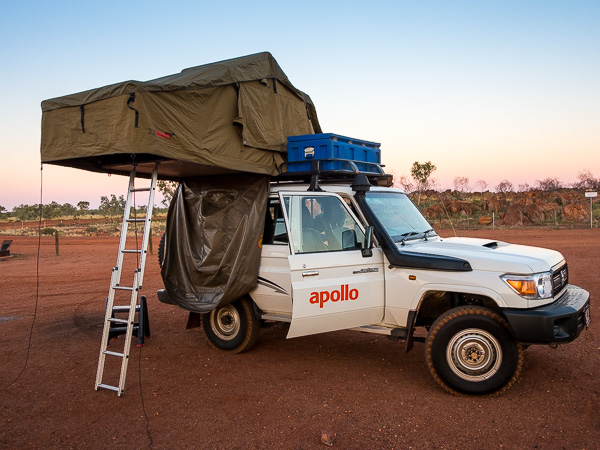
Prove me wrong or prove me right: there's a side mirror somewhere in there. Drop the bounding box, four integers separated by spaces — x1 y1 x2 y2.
361 226 374 257
341 229 357 250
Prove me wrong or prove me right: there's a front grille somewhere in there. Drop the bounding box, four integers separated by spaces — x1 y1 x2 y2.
552 263 568 296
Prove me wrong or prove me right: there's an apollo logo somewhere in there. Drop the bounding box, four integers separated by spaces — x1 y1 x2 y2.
309 285 359 308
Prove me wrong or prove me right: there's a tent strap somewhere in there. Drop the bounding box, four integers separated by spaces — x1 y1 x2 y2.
79 105 85 133
127 93 139 128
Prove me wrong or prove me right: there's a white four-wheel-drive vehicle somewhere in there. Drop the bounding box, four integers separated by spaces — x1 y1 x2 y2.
159 167 591 396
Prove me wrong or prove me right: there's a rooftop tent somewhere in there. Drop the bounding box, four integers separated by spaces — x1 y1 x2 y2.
40 52 321 179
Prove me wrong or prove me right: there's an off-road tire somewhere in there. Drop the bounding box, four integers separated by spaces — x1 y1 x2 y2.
425 306 523 396
158 232 166 269
202 297 259 354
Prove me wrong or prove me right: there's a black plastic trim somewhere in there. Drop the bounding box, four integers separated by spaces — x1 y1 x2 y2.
404 309 418 353
503 286 590 344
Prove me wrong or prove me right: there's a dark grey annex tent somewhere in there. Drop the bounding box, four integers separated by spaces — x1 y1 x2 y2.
40 52 321 179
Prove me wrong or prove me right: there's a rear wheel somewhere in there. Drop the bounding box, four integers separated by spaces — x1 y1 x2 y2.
426 306 523 396
202 297 259 353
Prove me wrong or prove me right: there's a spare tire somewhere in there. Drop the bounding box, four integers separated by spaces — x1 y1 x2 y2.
158 232 166 269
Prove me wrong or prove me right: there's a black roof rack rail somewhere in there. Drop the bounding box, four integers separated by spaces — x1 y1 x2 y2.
274 159 393 189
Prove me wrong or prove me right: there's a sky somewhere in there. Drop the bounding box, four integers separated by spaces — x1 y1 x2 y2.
1 0 599 209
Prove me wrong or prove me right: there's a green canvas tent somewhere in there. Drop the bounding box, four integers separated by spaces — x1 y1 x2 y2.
40 52 321 179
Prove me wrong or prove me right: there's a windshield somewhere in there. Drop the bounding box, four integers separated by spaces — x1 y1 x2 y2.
365 191 436 243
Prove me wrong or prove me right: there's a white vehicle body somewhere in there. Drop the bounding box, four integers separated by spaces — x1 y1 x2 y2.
251 182 587 340
159 172 591 395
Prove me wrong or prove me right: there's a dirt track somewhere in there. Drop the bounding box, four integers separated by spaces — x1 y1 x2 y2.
0 229 598 448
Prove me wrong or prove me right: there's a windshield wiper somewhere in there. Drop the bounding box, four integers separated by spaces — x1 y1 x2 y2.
422 228 436 241
399 231 420 246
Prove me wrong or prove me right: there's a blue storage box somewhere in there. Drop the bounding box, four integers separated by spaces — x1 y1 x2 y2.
286 133 381 173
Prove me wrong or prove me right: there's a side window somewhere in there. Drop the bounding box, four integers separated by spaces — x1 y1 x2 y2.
263 198 288 245
283 194 365 254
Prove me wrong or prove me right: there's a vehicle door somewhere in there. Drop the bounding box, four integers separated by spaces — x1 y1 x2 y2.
279 192 385 338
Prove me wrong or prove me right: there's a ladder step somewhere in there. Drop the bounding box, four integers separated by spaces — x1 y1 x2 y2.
112 305 140 313
126 218 146 223
97 383 120 392
130 187 151 192
121 249 142 254
107 318 129 324
103 350 125 357
112 286 134 291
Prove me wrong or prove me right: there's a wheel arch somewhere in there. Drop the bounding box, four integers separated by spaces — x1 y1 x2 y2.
413 288 504 328
405 286 508 353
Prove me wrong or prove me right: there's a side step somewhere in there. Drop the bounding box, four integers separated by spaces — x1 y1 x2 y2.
349 324 409 338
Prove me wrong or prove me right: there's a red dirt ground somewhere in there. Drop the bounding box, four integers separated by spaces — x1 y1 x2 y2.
0 229 598 448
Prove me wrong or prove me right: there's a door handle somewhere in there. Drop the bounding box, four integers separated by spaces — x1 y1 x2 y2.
302 270 319 277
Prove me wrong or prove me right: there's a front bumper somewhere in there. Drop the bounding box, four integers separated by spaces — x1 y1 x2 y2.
503 285 590 344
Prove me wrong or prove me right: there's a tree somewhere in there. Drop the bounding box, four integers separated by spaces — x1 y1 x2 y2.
13 204 40 221
410 161 437 204
475 180 488 192
157 180 178 207
573 170 599 190
0 205 6 218
43 201 61 219
60 203 77 218
393 174 414 193
518 183 530 192
495 179 514 194
77 201 90 216
536 177 562 191
99 195 126 218
453 176 470 195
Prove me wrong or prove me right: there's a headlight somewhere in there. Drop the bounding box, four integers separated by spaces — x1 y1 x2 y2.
501 272 553 299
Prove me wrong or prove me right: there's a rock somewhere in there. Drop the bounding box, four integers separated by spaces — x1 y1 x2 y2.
502 203 531 226
321 430 336 446
446 201 473 215
479 216 493 225
485 196 503 213
562 204 588 221
524 203 545 223
423 204 445 219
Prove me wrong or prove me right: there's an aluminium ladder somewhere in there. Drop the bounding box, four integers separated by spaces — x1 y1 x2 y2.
95 164 158 396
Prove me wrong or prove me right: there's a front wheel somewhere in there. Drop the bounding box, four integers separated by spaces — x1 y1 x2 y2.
426 306 523 396
201 297 259 354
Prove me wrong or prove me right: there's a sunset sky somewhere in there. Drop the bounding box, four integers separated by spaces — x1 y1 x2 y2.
1 0 598 209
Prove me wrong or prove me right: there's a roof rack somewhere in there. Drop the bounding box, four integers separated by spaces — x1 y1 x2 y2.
274 159 393 191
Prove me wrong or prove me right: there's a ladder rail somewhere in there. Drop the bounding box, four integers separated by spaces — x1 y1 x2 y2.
137 165 158 289
116 270 141 393
112 170 137 286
